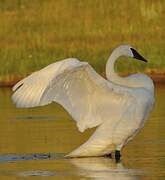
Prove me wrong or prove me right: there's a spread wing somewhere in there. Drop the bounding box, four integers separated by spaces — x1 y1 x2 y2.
12 58 134 132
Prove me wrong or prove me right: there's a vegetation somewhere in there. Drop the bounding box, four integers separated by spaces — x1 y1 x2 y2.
0 0 164 85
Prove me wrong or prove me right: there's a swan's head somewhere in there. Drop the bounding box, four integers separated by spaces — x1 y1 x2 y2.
116 45 147 62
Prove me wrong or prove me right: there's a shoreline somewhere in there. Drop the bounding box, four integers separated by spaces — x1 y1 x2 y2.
0 73 165 87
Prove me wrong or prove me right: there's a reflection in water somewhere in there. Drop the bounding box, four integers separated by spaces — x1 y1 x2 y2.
70 157 143 179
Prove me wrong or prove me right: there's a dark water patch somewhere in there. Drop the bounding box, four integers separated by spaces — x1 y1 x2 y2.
0 153 65 163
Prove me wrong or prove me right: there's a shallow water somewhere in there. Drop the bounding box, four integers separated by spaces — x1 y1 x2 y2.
0 85 164 179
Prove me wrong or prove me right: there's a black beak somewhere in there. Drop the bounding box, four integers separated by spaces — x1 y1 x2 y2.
130 48 147 62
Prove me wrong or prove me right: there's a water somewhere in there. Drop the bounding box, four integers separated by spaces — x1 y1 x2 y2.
0 85 164 179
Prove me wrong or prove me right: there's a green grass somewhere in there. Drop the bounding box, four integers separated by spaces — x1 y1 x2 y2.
0 0 165 84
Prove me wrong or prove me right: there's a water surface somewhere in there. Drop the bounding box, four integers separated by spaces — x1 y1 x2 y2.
0 85 164 179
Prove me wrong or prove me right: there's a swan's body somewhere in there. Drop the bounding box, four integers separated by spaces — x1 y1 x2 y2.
12 45 155 158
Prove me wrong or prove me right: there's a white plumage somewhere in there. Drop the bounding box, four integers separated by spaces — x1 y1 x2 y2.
12 45 155 158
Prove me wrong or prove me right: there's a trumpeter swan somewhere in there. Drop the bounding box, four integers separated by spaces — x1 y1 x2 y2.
12 45 155 160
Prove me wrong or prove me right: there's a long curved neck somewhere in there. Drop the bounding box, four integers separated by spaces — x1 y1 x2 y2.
106 46 154 91
106 48 125 84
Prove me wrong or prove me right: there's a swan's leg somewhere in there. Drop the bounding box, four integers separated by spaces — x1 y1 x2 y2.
115 150 121 162
104 150 121 161
114 144 123 161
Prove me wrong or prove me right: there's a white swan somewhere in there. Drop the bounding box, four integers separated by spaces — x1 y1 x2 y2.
12 45 155 160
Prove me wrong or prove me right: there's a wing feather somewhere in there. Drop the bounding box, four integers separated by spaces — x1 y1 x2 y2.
12 58 134 132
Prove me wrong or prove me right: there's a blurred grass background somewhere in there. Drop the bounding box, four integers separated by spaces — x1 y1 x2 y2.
0 0 164 85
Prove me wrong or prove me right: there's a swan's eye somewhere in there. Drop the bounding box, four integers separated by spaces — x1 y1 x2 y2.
130 48 147 62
